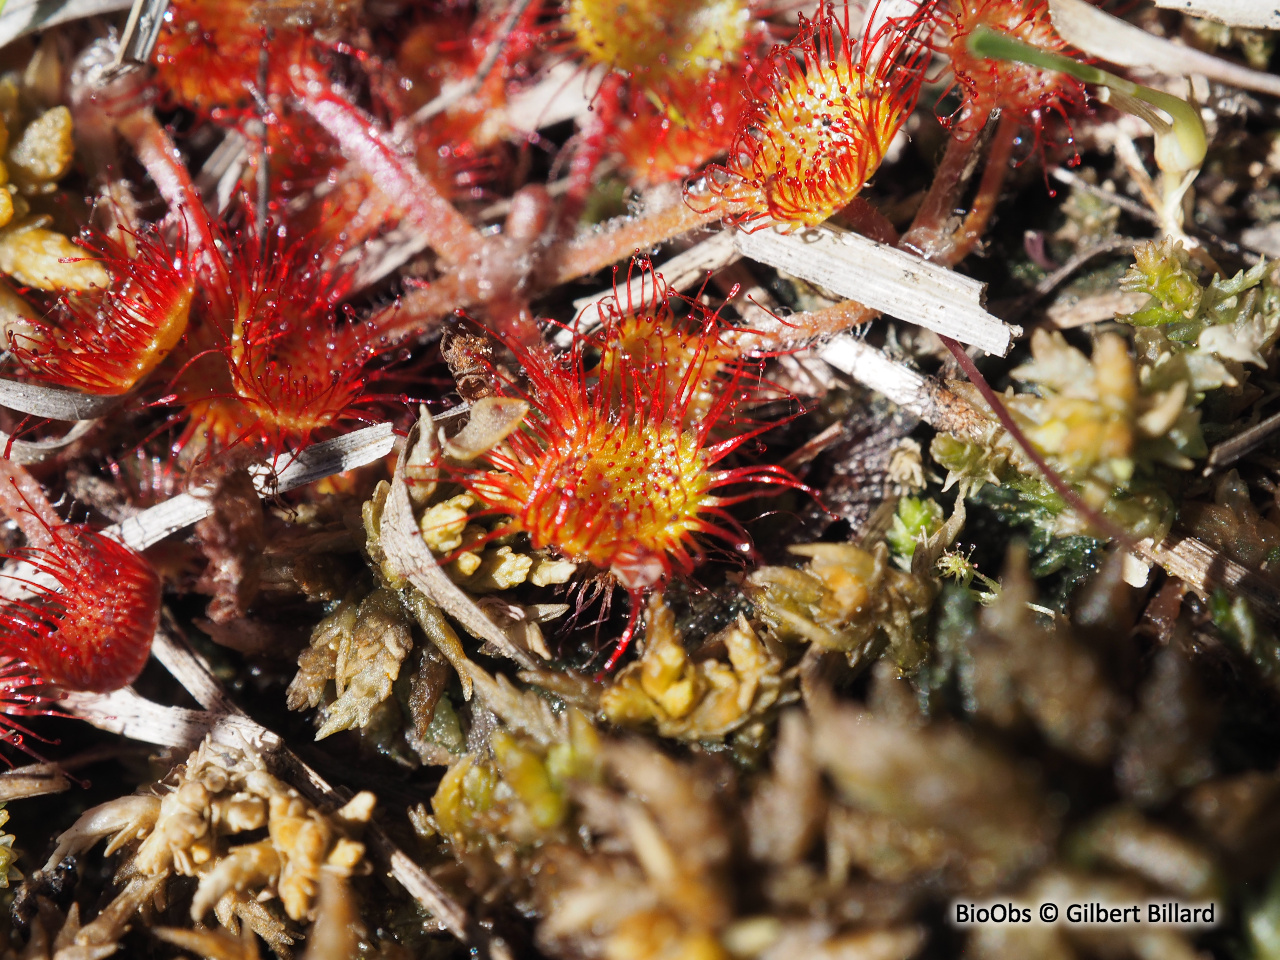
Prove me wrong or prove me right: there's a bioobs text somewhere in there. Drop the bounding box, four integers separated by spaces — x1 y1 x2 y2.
954 903 1031 924
953 900 1218 926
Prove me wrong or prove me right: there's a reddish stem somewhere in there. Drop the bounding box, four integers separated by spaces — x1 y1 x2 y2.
599 588 644 675
899 128 986 260
551 193 729 286
114 109 219 262
291 73 489 270
945 114 1018 266
938 335 1134 548
379 192 733 345
726 298 879 352
367 272 470 345
0 459 62 551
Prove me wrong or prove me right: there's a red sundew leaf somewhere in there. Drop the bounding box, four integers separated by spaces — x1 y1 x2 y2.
696 2 930 229
168 211 392 460
933 0 1087 142
0 525 160 693
443 265 814 667
10 228 194 396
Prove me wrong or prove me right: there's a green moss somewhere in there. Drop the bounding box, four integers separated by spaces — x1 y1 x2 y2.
886 497 944 567
1212 590 1280 692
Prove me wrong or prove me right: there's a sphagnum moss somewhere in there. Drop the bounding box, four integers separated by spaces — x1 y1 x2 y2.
4 5 1280 960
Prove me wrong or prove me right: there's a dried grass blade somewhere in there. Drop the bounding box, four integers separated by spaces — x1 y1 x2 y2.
60 688 226 747
736 226 1018 355
1153 0 1279 28
816 335 995 437
381 415 539 669
1204 409 1280 473
106 492 211 555
108 423 398 553
1137 534 1280 619
823 334 1280 618
271 421 398 494
0 0 130 47
113 0 169 65
0 378 122 421
1050 0 1280 96
150 627 240 714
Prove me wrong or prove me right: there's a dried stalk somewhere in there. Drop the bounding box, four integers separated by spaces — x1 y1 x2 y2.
1137 534 1280 615
1050 0 1280 96
1006 236 1144 322
1049 167 1162 225
1154 0 1278 28
815 335 994 439
379 413 539 669
1204 409 1280 474
113 0 169 65
735 225 1019 355
60 687 230 747
0 378 122 420
108 422 397 552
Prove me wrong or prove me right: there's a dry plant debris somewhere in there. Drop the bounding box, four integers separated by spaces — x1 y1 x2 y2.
0 0 1278 958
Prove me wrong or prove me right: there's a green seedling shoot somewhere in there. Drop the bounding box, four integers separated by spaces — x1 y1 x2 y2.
968 26 1207 234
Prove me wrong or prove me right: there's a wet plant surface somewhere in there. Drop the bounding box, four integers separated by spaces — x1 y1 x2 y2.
1 0 1280 958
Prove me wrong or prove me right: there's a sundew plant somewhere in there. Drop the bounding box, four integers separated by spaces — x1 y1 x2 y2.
0 1 1277 958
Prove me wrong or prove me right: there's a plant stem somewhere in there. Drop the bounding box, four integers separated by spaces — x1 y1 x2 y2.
114 108 219 261
382 188 732 342
550 191 729 285
945 113 1019 266
900 128 987 260
728 298 880 352
292 73 490 270
0 458 61 550
938 334 1134 547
